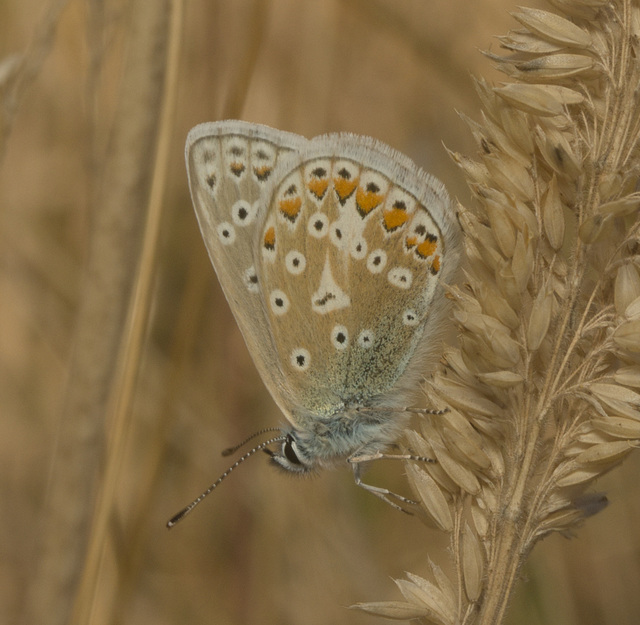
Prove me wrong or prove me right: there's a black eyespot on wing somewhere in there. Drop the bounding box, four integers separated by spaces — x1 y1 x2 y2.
314 292 336 307
366 181 380 193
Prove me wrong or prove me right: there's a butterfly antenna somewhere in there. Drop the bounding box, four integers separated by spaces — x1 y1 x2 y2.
221 427 282 456
166 435 286 529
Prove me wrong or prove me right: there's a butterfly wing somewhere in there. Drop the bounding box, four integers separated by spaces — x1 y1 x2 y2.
186 121 310 415
255 135 461 429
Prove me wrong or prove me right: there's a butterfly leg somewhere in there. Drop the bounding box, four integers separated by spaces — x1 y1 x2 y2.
350 450 435 464
349 457 419 514
403 406 449 416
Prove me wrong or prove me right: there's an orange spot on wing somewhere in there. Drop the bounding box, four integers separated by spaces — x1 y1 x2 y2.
356 187 383 216
254 165 272 181
264 226 276 250
405 235 418 249
334 177 358 202
431 255 441 274
416 237 438 259
383 208 409 232
230 162 245 177
279 197 302 221
308 177 329 200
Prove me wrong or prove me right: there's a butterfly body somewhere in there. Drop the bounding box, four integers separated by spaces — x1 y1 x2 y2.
186 120 460 480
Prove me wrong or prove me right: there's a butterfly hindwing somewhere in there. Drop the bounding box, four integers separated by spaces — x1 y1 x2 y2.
256 136 460 428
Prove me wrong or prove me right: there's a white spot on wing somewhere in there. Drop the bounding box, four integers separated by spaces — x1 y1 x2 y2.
409 210 439 242
222 137 248 182
304 159 331 207
251 141 276 184
217 222 236 245
360 171 389 197
270 290 290 315
285 250 306 275
329 221 347 250
385 188 417 215
308 212 329 238
244 266 259 292
358 329 374 348
366 249 387 273
332 160 360 210
331 325 349 350
350 236 367 260
388 267 413 289
231 200 257 226
403 310 419 326
312 254 350 314
192 139 220 198
290 348 311 371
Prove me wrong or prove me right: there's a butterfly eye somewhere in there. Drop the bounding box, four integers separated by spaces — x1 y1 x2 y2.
283 435 302 465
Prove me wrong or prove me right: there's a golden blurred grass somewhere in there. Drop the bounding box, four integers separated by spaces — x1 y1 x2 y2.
1 1 639 624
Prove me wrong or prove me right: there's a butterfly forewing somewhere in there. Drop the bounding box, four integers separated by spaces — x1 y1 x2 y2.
186 121 309 411
256 137 459 427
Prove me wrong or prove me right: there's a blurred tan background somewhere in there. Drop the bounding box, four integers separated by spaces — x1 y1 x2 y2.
1 0 639 624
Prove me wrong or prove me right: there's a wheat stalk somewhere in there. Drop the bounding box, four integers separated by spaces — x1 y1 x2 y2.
355 1 640 623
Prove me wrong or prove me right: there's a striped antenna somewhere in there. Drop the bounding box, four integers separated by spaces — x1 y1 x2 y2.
167 434 286 528
220 427 282 456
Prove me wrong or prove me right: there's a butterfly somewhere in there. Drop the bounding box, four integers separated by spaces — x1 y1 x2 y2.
169 120 460 526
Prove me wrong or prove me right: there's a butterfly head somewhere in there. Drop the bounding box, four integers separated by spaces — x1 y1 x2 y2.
265 431 314 475
265 403 410 475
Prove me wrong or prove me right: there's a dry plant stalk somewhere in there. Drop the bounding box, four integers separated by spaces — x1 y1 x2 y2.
22 3 172 625
356 0 640 623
